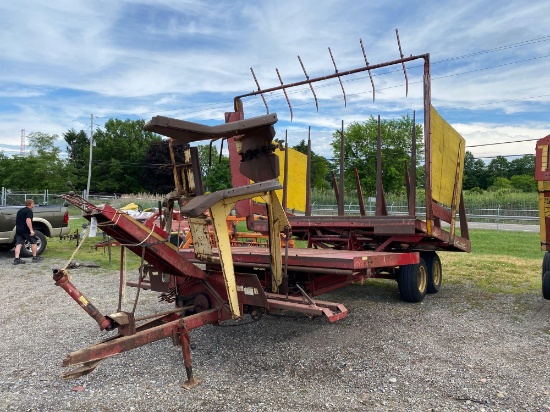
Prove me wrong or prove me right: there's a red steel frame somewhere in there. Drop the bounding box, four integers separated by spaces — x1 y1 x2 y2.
49 46 469 388
227 52 470 256
52 193 351 387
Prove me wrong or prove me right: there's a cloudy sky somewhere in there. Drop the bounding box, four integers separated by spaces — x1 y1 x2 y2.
1 0 549 160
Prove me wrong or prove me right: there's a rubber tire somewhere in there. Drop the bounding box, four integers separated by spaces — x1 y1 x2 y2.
397 258 428 303
0 243 14 252
422 252 442 294
543 252 550 279
20 230 47 257
543 271 550 300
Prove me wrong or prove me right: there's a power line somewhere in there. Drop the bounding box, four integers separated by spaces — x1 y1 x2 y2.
468 138 539 148
45 49 549 125
433 35 550 64
83 35 550 121
237 55 550 119
442 93 550 111
434 54 550 80
474 153 532 159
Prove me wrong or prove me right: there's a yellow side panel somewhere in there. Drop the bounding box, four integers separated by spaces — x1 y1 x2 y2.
254 147 307 212
430 106 466 207
540 145 548 173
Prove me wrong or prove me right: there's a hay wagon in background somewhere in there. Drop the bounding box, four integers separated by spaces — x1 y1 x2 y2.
534 134 550 299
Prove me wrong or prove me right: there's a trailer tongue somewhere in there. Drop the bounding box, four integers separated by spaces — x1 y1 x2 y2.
53 114 352 388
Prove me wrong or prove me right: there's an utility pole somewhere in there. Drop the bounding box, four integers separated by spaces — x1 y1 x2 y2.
20 129 25 155
86 114 93 199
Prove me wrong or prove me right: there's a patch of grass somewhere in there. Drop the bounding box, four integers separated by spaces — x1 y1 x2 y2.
469 229 541 259
43 216 143 270
440 253 540 294
441 229 543 294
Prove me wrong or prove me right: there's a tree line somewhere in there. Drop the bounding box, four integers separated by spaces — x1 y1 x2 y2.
463 152 535 192
0 117 536 196
0 119 233 194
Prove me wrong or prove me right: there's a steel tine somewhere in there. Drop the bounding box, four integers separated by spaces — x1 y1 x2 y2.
250 67 269 114
282 130 289 212
305 126 312 216
395 29 409 97
359 38 376 102
331 170 339 207
338 120 345 216
328 47 347 107
409 110 417 216
297 55 319 111
276 68 293 121
219 138 224 164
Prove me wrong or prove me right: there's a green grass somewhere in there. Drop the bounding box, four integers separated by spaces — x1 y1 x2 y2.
441 230 542 294
43 216 143 270
469 229 541 259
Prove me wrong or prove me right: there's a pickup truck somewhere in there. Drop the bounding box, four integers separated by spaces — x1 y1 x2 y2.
0 205 70 256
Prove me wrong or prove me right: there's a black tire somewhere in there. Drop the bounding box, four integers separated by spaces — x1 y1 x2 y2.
397 258 428 303
543 271 550 300
421 252 442 294
0 243 14 252
20 230 47 257
543 252 550 279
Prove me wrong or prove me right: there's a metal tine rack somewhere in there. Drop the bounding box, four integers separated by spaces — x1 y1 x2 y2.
242 28 410 120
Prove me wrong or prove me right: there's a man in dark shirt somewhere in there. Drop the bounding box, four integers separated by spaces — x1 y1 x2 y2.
14 198 42 264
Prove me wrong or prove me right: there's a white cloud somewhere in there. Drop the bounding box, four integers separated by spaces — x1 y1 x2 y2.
0 0 548 166
454 122 549 159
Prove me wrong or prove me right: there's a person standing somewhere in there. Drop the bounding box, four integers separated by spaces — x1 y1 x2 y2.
14 199 42 264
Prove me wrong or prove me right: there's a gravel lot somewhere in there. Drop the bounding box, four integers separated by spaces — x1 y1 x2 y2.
1 251 549 412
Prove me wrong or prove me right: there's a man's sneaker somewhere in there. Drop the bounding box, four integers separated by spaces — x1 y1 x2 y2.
32 256 43 263
14 258 26 265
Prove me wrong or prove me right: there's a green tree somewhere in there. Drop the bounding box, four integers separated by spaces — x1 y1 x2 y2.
90 119 162 193
292 140 331 190
196 143 232 192
2 155 38 189
509 155 535 178
489 176 512 191
330 115 423 195
0 151 9 186
487 156 509 187
63 128 89 188
197 143 221 184
203 156 232 192
140 139 177 195
27 132 68 190
1 133 69 191
510 174 536 192
463 151 488 190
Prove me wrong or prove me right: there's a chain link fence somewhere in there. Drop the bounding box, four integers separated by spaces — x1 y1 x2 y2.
309 203 538 225
1 187 120 207
311 201 539 225
2 187 539 226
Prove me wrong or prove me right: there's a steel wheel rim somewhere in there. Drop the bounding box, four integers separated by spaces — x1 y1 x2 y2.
24 238 40 253
418 265 427 293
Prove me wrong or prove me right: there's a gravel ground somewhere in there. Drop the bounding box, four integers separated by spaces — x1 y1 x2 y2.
0 251 549 412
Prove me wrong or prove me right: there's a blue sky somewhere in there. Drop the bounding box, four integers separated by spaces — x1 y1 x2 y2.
1 0 549 161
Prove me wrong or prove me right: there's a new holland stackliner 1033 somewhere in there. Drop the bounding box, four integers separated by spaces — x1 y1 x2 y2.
52 31 470 388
